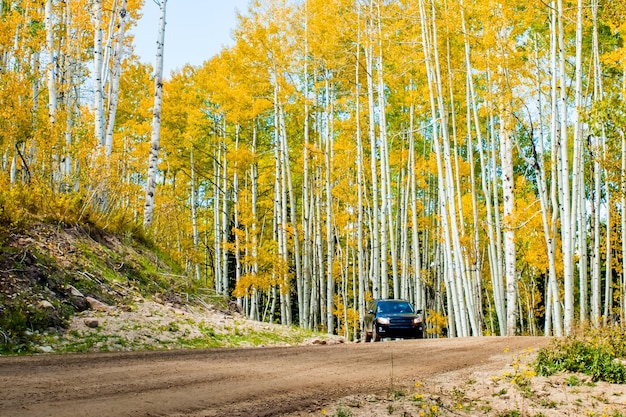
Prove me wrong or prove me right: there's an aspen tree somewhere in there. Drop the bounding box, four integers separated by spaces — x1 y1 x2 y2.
547 1 564 335
555 0 575 334
93 0 105 146
418 0 462 337
45 0 57 125
590 132 601 326
143 0 167 228
589 0 604 327
435 1 477 336
221 121 230 296
500 111 516 336
302 11 312 326
363 0 380 300
233 126 242 292
282 105 302 326
190 148 201 281
459 0 505 334
406 99 425 312
354 1 367 334
525 32 562 336
373 0 395 300
603 182 612 325
278 104 293 325
250 124 260 321
491 1 518 336
571 0 585 327
42 0 60 181
323 71 335 332
399 143 410 300
104 0 129 157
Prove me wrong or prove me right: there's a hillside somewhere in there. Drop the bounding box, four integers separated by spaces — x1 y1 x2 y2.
0 219 339 354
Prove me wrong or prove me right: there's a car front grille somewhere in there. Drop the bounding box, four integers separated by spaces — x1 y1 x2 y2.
388 317 415 328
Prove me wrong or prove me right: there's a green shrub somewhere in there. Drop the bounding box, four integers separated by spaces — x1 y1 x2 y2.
535 325 626 384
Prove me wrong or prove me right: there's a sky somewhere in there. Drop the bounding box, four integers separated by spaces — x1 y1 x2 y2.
131 0 249 76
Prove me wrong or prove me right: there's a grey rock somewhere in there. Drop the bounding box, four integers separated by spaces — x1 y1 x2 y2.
67 285 84 297
85 296 112 311
84 318 100 328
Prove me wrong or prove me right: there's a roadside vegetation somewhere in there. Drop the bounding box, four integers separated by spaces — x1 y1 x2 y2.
535 325 626 384
319 328 626 417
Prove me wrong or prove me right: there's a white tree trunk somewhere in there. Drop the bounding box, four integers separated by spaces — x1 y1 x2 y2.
547 2 564 335
571 0 584 327
324 74 334 333
104 0 129 156
45 0 57 124
250 125 260 320
365 30 380 300
418 0 463 337
500 115 517 336
190 148 200 281
143 0 167 228
556 0 574 334
354 10 367 334
460 0 504 333
375 1 397 299
301 15 312 327
409 104 424 311
92 0 105 147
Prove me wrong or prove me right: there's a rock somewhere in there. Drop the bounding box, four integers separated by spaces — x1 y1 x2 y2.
38 300 54 309
38 346 54 353
228 301 243 314
70 296 90 312
84 318 99 328
85 296 112 311
67 285 84 297
311 339 327 345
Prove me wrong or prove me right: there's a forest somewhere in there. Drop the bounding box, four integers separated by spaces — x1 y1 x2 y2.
1 0 625 340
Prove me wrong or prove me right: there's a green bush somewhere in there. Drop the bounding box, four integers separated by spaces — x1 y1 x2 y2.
535 325 626 384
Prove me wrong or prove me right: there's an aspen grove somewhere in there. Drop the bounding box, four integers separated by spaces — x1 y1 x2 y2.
1 0 626 339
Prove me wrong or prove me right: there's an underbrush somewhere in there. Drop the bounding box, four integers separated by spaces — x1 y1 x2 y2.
535 324 626 383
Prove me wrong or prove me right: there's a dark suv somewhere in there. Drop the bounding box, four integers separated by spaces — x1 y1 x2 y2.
363 299 424 342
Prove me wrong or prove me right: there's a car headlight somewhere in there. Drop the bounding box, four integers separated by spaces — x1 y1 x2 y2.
413 317 422 325
377 317 390 325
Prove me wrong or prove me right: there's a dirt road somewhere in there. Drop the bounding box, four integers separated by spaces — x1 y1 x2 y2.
0 337 549 417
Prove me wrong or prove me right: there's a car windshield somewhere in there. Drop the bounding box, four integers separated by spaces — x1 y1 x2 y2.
377 301 414 314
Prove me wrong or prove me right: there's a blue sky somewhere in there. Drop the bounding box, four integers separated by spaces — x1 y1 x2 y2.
131 0 249 76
